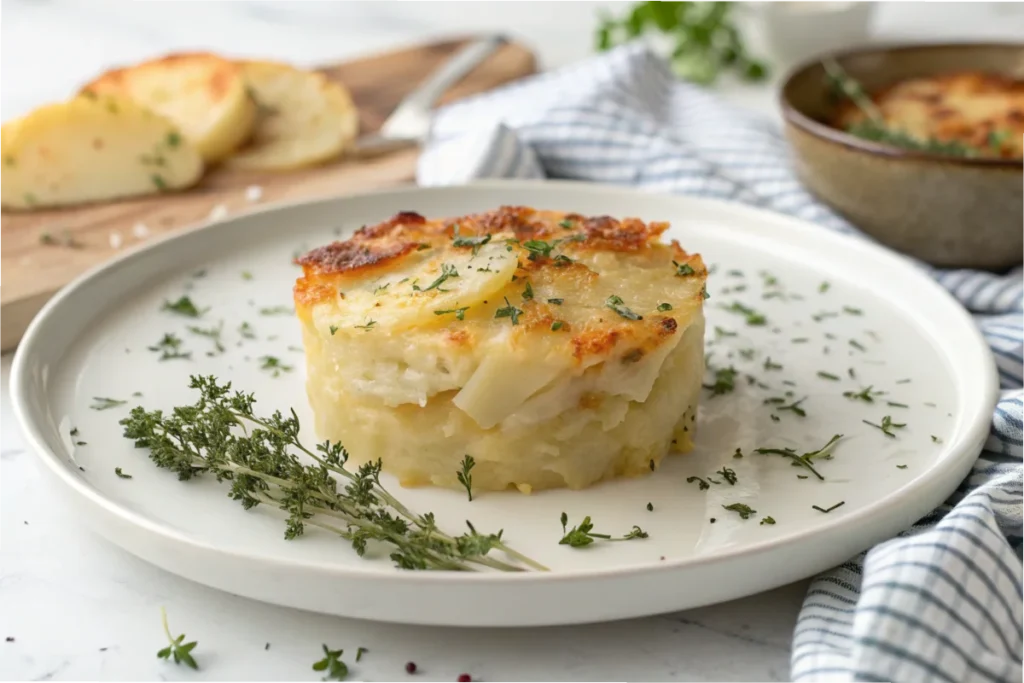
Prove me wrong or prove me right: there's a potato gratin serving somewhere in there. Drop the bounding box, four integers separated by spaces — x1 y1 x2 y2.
294 207 707 493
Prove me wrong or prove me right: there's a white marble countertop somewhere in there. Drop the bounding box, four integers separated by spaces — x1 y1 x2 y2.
2 2 1022 681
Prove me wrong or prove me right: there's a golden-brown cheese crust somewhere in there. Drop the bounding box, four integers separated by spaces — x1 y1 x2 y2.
294 206 706 367
831 71 1024 159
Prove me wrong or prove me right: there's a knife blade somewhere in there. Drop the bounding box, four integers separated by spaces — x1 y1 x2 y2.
351 34 507 157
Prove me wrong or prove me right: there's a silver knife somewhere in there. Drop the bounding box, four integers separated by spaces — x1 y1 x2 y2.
351 34 507 156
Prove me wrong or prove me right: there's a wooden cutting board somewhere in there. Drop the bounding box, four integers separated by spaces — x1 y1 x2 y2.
0 37 536 351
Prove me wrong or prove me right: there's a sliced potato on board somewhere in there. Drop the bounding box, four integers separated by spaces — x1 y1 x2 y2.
1 94 203 210
227 60 358 171
81 52 256 163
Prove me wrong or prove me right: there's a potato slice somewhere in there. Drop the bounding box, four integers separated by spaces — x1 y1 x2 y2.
81 52 256 163
227 60 358 171
1 94 203 210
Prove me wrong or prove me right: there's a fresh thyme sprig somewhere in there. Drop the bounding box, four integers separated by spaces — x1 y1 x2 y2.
558 512 648 547
457 455 475 502
823 58 977 158
120 377 545 572
156 607 198 669
863 415 905 438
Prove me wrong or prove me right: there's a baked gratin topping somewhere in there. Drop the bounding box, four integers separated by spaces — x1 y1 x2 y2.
832 71 1024 159
294 206 707 492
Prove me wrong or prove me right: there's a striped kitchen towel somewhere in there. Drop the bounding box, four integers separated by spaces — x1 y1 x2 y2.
417 44 1024 683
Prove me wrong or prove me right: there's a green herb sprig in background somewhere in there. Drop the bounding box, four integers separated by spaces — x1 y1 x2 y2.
596 2 768 85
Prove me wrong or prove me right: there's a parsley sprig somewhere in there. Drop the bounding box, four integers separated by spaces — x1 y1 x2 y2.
312 644 348 681
120 377 545 572
156 607 198 670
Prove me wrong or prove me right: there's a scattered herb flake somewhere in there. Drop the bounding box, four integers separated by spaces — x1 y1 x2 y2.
763 357 782 371
703 365 738 396
819 282 830 293
818 371 840 381
686 476 710 491
435 307 469 321
723 301 766 326
452 226 492 255
354 320 377 331
674 261 696 276
931 435 942 443
812 501 846 514
843 306 863 316
547 298 564 305
114 467 132 479
162 296 205 318
494 297 523 325
646 502 654 512
522 281 534 300
239 322 256 339
551 321 565 331
559 513 648 547
722 503 756 520
259 356 294 377
91 397 127 411
759 516 776 525
259 305 294 316
658 302 673 312
716 467 738 485
886 401 909 408
241 271 253 280
606 295 643 320
849 339 867 352
844 385 883 403
862 415 905 438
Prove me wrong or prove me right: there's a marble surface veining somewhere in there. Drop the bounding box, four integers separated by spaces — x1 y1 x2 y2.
3 1 1022 680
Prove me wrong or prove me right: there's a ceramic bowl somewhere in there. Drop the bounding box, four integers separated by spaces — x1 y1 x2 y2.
780 43 1024 270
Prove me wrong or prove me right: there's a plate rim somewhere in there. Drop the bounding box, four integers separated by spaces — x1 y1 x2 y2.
10 179 999 588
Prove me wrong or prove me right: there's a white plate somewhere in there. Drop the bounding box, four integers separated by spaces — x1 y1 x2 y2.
11 181 997 627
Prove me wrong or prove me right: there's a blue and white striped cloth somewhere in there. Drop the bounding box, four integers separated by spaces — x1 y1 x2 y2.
417 45 1024 683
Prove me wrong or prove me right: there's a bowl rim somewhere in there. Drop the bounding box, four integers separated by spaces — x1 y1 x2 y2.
778 41 1024 169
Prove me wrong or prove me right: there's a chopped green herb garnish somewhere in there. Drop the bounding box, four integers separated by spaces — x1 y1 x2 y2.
759 516 776 525
523 239 558 260
114 467 132 479
312 644 347 681
686 476 710 491
551 321 565 331
434 307 469 321
658 302 673 312
792 337 810 344
703 365 737 396
162 296 205 318
457 455 475 502
187 321 225 354
714 326 737 339
755 434 841 480
896 378 911 384
329 325 339 335
259 356 294 377
415 263 459 292
818 371 840 381
452 226 492 255
148 333 191 361
605 294 643 320
733 447 744 459
558 219 574 229
373 282 391 295
701 285 710 300
723 301 766 325
819 282 830 293
812 501 846 514
558 513 648 547
848 368 856 379
522 281 534 300
844 385 883 403
849 339 867 352
843 306 863 316
241 271 253 280
91 397 127 410
862 415 905 438
354 320 377 331
931 435 942 443
778 397 807 417
763 357 782 371
716 467 737 485
812 311 838 322
897 464 908 469
547 298 564 305
259 306 294 316
494 297 522 325
722 503 756 520
886 401 909 408
156 607 198 670
239 322 256 339
674 261 695 276
151 174 168 191
646 502 654 512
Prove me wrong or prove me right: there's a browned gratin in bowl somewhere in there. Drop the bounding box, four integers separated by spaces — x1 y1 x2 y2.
781 43 1023 270
293 206 707 493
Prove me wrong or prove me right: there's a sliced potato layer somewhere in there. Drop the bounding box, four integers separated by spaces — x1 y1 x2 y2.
82 52 256 162
1 94 203 210
227 60 358 171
